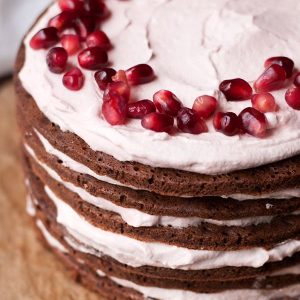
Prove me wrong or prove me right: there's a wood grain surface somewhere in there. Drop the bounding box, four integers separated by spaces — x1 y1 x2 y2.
0 79 101 300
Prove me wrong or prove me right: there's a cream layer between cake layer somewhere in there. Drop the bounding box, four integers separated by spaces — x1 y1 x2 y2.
25 143 300 228
19 0 300 175
33 214 300 300
36 185 300 271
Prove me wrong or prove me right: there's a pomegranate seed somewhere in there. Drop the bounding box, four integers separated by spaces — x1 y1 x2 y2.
219 78 252 101
87 0 109 19
285 87 300 110
63 67 84 91
86 30 111 50
102 91 127 125
264 56 294 78
254 64 286 93
58 0 84 12
293 72 300 87
251 93 277 113
74 15 96 40
46 47 68 74
153 90 182 116
94 68 116 90
127 100 156 119
192 95 218 119
142 113 174 133
126 64 155 85
107 70 131 100
239 107 267 138
177 108 208 134
112 70 128 84
104 81 130 102
29 27 59 50
213 112 241 136
61 34 81 55
48 11 75 32
78 47 108 70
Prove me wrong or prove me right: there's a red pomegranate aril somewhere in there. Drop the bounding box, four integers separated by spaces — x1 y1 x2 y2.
254 64 286 93
86 30 111 50
104 82 130 102
285 87 300 110
102 91 128 125
61 34 81 55
213 112 241 136
239 107 267 138
63 67 84 91
293 72 300 88
74 15 96 40
112 70 128 84
251 93 277 113
48 11 75 32
94 68 116 90
87 0 109 19
46 47 68 74
78 47 108 70
58 0 84 12
264 56 294 78
126 64 155 85
177 108 208 134
219 78 252 101
127 100 156 119
213 112 223 131
142 113 174 133
153 90 182 116
30 27 59 50
192 95 218 119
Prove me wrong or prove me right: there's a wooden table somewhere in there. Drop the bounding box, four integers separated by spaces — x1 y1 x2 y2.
0 79 101 300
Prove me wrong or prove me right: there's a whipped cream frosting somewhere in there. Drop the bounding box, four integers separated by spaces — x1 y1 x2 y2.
19 0 300 175
44 185 300 270
271 264 300 276
222 189 300 200
25 142 300 227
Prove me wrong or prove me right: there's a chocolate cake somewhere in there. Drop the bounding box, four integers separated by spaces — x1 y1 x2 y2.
15 0 300 299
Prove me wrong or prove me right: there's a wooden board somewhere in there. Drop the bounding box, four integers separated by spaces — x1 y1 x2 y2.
0 79 102 300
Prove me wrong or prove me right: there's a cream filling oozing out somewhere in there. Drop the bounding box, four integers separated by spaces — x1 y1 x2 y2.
34 130 300 201
34 221 300 300
27 194 68 253
26 196 36 217
25 143 300 228
36 219 68 253
40 184 300 270
19 0 300 175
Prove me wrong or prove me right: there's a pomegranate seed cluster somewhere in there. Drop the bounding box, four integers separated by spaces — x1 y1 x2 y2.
30 1 300 138
216 56 300 138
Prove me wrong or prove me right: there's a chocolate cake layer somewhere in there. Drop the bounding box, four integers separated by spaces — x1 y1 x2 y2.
19 119 300 221
15 48 300 198
28 192 300 294
23 150 300 251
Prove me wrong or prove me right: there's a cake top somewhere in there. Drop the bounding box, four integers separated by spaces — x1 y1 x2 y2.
19 0 300 174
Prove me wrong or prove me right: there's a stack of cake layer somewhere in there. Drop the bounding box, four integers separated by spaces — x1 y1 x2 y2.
16 1 300 299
